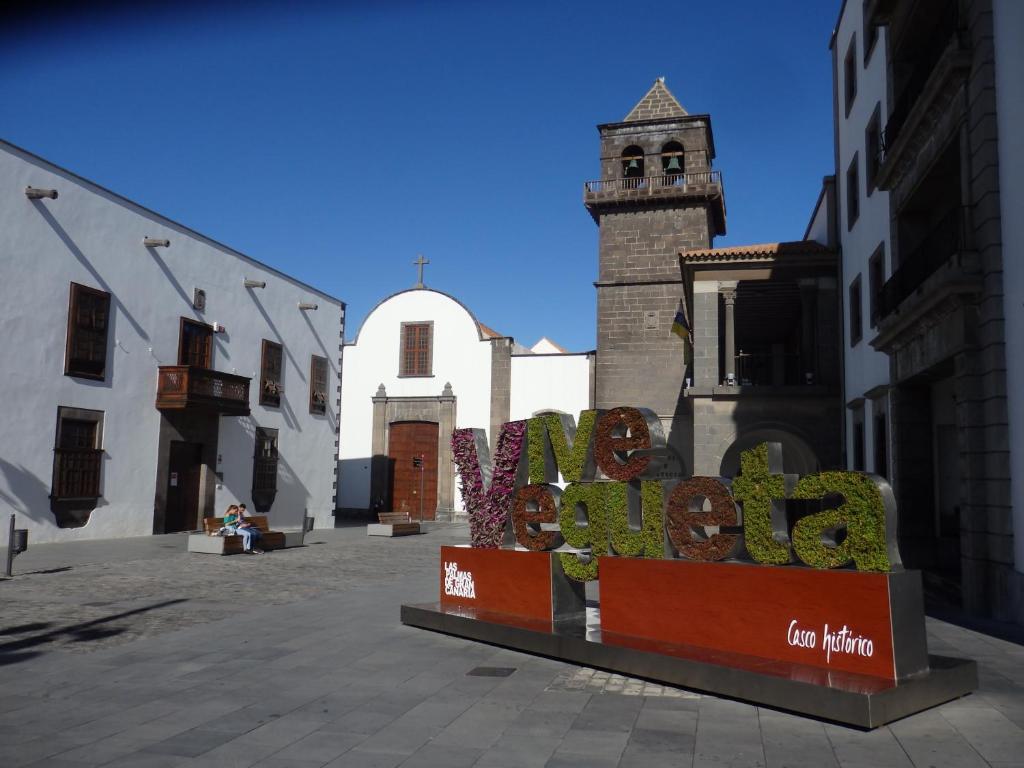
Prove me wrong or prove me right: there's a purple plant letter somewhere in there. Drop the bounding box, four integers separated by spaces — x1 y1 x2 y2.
451 421 527 548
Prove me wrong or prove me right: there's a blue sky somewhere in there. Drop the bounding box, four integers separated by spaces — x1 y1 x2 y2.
2 0 839 352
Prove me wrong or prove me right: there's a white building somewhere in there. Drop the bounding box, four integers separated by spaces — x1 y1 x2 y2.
0 140 344 543
832 0 1024 623
337 287 592 521
831 0 892 477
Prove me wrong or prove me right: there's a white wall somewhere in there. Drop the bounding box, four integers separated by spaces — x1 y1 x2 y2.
834 4 892 473
993 0 1024 573
510 354 592 422
0 141 343 542
337 289 493 512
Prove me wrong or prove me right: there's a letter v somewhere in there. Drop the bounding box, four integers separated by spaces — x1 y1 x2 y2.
451 421 527 548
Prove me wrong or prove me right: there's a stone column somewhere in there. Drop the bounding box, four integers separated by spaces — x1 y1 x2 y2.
438 383 457 520
720 283 737 385
693 281 719 387
369 384 389 513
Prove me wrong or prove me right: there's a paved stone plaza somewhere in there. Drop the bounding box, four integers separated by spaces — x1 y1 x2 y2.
2 526 1024 767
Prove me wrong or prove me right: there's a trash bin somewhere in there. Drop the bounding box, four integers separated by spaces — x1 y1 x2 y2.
303 517 314 533
12 529 27 554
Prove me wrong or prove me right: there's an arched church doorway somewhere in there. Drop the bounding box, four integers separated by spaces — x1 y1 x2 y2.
388 421 438 520
718 427 819 479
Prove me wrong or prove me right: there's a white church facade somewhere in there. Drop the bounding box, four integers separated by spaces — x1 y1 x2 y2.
0 140 344 543
337 286 593 521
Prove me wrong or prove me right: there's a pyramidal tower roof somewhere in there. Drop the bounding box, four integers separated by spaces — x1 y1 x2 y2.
623 77 688 122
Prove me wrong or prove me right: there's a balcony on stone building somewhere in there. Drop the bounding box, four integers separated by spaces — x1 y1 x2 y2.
876 0 970 190
156 366 251 416
584 171 726 234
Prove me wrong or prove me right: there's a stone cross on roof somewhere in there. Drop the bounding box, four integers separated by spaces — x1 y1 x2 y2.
623 77 688 122
413 254 429 289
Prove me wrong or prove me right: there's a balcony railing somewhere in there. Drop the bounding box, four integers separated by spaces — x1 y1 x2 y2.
878 208 966 319
156 366 251 416
584 170 722 196
52 448 102 499
881 3 966 158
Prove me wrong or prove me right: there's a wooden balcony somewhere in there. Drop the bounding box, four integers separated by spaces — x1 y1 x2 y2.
583 171 726 234
156 366 251 416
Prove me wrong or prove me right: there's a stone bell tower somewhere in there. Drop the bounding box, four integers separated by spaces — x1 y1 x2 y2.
584 78 726 444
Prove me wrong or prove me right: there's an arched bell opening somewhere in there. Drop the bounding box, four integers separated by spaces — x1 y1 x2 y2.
661 141 685 177
621 146 645 182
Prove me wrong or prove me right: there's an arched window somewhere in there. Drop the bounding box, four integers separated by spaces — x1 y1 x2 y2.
661 141 685 176
621 146 645 182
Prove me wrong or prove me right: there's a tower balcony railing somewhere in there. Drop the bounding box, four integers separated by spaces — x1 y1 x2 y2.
584 170 722 197
583 170 726 234
156 366 251 416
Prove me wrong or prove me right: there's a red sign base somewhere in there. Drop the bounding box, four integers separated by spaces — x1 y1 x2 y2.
438 545 585 624
599 557 929 680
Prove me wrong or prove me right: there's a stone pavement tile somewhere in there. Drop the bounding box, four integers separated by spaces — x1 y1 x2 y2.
262 729 366 762
430 698 525 749
553 728 630 758
625 726 696 752
140 726 241 757
757 709 839 768
544 751 621 767
241 711 328 747
321 748 406 768
400 743 485 767
528 690 591 714
889 709 989 767
692 697 766 768
634 702 698 732
941 705 1024 764
570 693 643 733
97 753 191 768
323 708 396 735
0 735 91 768
618 744 691 767
352 723 442 756
503 708 579 738
252 760 326 768
823 723 913 768
474 733 563 767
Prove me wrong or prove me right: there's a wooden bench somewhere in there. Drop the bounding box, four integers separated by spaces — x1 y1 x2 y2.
187 515 304 555
367 511 421 537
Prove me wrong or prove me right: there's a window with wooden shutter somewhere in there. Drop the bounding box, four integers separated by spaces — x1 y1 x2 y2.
400 322 433 377
51 407 104 502
178 318 213 368
65 283 111 380
251 427 279 512
309 355 328 415
259 340 283 407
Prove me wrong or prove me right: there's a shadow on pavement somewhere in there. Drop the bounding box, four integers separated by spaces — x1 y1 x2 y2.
0 598 189 661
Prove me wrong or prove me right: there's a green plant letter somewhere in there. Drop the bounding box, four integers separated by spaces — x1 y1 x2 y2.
558 481 608 581
791 472 892 572
730 443 793 565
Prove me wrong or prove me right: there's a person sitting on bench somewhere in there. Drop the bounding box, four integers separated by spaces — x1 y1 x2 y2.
224 504 263 554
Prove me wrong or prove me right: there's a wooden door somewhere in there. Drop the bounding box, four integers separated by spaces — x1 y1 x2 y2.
178 318 212 368
166 441 203 532
387 421 438 521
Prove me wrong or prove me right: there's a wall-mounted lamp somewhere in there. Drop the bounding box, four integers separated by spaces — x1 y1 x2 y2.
244 279 266 289
25 186 58 200
212 322 226 334
298 302 318 311
143 236 170 248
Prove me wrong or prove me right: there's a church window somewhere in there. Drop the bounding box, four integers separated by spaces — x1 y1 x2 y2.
252 427 278 511
621 146 644 181
661 141 685 176
309 354 328 415
844 34 857 117
51 407 104 503
65 283 111 380
846 153 860 230
400 322 433 377
260 340 283 407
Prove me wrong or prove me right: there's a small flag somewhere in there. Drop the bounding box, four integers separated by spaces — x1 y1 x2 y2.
671 298 691 342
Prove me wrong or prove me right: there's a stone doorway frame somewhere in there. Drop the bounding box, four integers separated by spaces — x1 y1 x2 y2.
370 383 456 520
